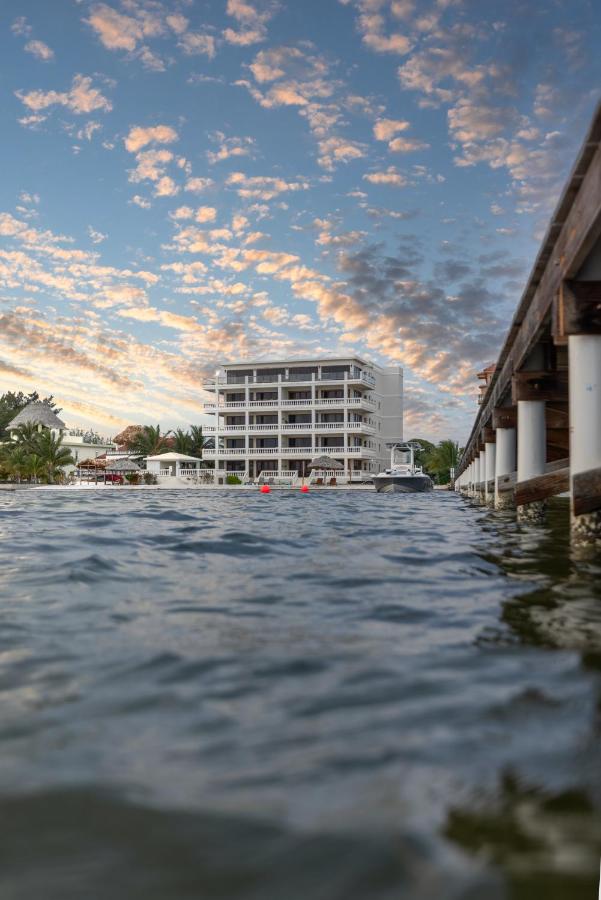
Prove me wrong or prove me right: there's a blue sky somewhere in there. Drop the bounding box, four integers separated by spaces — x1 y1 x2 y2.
1 0 600 440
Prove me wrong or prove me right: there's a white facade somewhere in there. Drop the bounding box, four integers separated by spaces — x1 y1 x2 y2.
145 452 203 480
202 356 403 481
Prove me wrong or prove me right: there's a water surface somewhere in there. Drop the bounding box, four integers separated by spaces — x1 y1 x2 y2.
0 489 600 898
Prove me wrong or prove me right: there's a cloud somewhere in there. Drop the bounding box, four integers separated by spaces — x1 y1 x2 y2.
316 136 366 171
389 136 429 152
207 133 256 164
86 2 163 52
226 172 309 201
363 166 408 186
185 177 214 193
88 226 108 244
24 39 55 61
16 74 112 116
124 124 179 153
373 117 410 141
130 195 151 209
195 206 217 224
346 1 413 55
178 32 216 58
12 17 32 37
223 0 279 46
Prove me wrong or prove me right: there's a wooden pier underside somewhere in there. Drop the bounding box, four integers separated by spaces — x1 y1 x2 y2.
457 101 601 524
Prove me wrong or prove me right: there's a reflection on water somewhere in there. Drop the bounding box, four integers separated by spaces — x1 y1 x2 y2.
0 489 599 899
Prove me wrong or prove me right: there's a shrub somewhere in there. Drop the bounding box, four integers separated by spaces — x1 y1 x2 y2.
226 474 242 485
143 472 157 485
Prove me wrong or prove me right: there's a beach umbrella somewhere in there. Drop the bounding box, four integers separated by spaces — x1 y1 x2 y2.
307 455 344 471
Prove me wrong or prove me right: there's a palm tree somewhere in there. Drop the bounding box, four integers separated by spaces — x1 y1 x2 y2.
189 425 207 459
428 440 460 485
4 446 30 482
34 431 75 483
25 453 46 484
128 425 171 456
173 428 193 454
12 422 43 453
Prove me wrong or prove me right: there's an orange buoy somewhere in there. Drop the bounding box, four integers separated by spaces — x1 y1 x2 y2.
260 484 271 493
300 485 309 493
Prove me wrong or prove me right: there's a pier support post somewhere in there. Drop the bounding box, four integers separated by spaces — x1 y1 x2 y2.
473 454 481 502
485 441 496 507
495 427 516 509
517 400 546 522
479 448 486 504
569 334 601 543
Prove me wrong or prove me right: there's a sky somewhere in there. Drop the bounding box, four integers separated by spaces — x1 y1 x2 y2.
1 0 600 442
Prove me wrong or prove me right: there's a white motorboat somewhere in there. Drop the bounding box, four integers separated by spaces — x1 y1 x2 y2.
373 443 433 493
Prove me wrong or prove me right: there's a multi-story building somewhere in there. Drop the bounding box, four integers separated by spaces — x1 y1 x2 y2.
202 357 403 481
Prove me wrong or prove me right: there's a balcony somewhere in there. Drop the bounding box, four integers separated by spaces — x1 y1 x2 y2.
203 396 376 412
203 446 374 457
203 370 375 390
203 422 375 434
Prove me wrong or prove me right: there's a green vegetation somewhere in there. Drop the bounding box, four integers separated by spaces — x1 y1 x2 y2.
0 423 75 483
225 474 242 485
407 437 462 485
119 424 208 459
0 390 61 441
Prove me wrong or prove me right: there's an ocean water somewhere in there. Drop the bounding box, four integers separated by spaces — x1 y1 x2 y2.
0 488 600 899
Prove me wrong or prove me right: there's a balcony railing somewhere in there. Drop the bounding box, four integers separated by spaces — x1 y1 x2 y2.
203 397 376 411
204 446 372 457
204 422 375 434
204 370 375 388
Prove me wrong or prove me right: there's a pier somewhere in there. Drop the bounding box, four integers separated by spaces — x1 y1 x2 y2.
455 102 601 543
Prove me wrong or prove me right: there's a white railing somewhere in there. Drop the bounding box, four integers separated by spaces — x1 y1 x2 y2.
203 446 371 457
257 470 299 484
179 468 201 476
206 422 375 434
159 469 172 476
203 397 375 412
205 371 375 388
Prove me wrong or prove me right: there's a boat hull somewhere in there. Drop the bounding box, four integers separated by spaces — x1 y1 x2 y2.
373 476 433 493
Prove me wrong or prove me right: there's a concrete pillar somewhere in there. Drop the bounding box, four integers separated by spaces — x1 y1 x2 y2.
479 447 487 503
517 399 546 521
473 454 481 502
495 427 516 509
569 334 601 542
485 441 496 506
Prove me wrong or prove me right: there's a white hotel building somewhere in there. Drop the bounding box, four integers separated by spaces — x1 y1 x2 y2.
202 357 403 481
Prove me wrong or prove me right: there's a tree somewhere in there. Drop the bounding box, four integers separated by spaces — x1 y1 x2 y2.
33 431 75 483
405 437 436 472
0 391 61 440
173 428 193 454
114 424 144 449
189 425 207 458
425 440 461 485
128 424 171 456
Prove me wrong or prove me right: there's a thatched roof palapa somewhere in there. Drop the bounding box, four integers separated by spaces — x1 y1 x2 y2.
8 401 66 431
307 455 344 471
106 458 141 472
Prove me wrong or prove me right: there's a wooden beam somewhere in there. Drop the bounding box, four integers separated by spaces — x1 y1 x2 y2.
554 280 601 338
511 370 569 403
497 472 517 493
515 467 570 506
572 465 601 516
546 457 569 473
483 427 496 443
492 406 517 429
